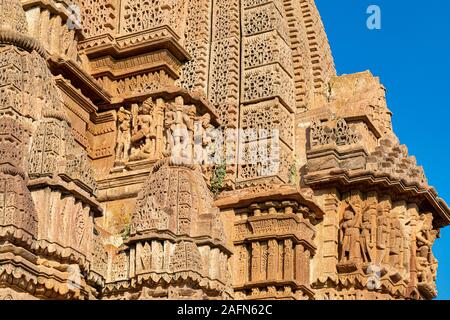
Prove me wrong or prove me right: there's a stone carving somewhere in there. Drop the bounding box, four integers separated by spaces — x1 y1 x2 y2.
80 0 117 37
0 0 446 301
121 0 188 37
328 190 443 298
130 100 159 161
310 119 359 148
112 97 216 167
415 213 438 297
115 107 132 163
339 204 362 266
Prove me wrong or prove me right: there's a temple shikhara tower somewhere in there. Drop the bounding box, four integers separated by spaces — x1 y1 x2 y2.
0 0 448 300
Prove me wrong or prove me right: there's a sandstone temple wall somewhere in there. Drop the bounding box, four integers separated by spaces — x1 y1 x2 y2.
0 0 447 300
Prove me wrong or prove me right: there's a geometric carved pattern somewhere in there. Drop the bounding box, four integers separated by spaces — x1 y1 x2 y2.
243 64 295 109
240 99 294 148
121 0 187 37
179 0 212 94
132 160 218 237
0 0 445 301
238 138 292 184
242 2 288 43
310 119 359 148
0 173 38 238
243 31 293 74
0 0 28 34
80 0 117 37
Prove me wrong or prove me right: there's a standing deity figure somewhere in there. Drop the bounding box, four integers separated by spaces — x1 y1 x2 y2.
389 218 404 270
415 214 438 287
360 204 375 263
180 105 196 160
339 205 362 264
376 201 391 266
164 98 195 162
193 113 214 165
164 106 177 156
115 107 132 163
416 214 434 260
131 100 157 160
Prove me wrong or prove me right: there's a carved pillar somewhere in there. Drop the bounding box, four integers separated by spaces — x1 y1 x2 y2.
284 239 294 280
209 0 241 187
267 239 278 280
312 189 339 283
237 0 295 186
180 0 212 94
251 241 261 282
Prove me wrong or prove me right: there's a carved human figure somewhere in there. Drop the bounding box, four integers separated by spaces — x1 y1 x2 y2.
416 214 438 287
179 105 196 160
193 113 213 165
389 218 404 270
416 214 434 261
164 99 195 161
131 100 157 160
164 106 177 156
376 201 391 266
360 204 375 263
339 206 362 264
115 107 132 163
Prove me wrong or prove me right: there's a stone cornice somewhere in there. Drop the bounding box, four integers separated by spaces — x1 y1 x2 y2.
27 177 103 217
47 54 112 104
215 185 325 220
89 49 182 81
55 76 98 116
127 231 232 256
102 270 228 296
80 27 190 63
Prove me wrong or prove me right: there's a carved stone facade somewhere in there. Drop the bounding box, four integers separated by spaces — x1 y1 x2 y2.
0 0 448 300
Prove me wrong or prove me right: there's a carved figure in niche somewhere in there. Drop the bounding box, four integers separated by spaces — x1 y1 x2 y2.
416 214 435 261
131 99 158 161
194 113 213 165
178 105 196 160
115 107 132 163
163 98 196 161
376 201 391 266
389 218 404 270
339 205 362 264
417 257 435 290
416 214 438 288
164 105 176 156
360 203 376 263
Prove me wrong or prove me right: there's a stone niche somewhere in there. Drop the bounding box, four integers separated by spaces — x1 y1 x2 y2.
0 0 448 301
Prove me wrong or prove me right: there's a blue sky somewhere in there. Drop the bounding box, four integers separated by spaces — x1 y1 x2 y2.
315 0 450 299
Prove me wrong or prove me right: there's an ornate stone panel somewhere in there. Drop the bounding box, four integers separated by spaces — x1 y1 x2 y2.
0 0 446 301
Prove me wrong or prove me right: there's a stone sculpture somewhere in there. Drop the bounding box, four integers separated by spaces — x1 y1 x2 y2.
0 0 447 300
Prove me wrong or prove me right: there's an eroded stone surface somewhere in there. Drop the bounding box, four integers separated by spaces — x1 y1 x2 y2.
0 0 447 300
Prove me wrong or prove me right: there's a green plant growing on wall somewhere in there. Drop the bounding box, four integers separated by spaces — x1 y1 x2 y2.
210 163 227 196
289 159 299 185
121 223 131 240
